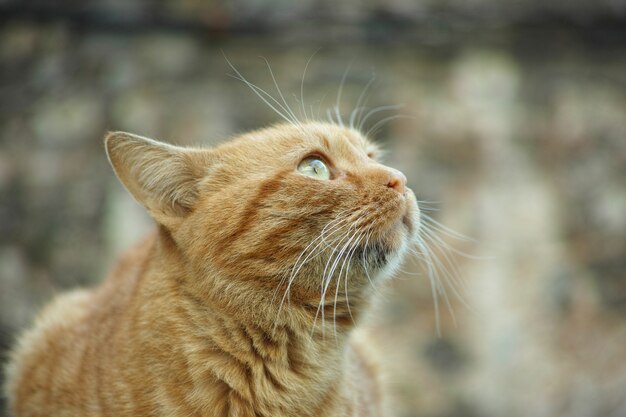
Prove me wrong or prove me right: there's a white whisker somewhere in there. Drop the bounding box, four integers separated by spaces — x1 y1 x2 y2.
314 214 366 337
274 214 355 335
349 73 376 129
328 228 361 339
340 231 368 329
361 230 379 292
300 50 319 122
417 228 476 315
312 216 361 337
223 54 297 125
420 213 477 243
366 114 413 138
357 104 403 132
326 107 335 124
260 56 301 126
334 61 353 127
413 238 444 336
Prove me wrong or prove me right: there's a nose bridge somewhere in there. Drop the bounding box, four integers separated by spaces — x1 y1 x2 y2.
368 163 407 193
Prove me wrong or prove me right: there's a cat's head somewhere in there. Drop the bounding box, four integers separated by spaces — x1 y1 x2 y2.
106 122 419 324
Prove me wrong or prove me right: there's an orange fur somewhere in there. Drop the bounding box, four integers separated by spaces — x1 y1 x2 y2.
5 122 419 417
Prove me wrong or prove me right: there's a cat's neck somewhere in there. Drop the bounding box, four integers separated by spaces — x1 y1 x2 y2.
175 301 351 415
136 228 361 416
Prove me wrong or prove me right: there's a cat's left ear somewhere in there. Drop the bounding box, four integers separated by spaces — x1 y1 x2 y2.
105 131 212 227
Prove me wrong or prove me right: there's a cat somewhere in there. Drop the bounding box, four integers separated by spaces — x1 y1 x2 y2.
5 121 420 417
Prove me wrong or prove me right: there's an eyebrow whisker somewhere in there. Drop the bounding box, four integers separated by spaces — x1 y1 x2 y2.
350 72 377 129
300 50 320 122
260 56 302 126
334 61 354 127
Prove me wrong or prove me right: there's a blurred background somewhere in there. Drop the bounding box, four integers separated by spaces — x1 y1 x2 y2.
1 1 625 416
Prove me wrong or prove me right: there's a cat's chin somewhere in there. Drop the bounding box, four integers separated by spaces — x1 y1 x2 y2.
362 238 409 282
365 199 419 276
357 220 412 277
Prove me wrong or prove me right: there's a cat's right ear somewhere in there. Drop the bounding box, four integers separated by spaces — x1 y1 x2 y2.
105 132 212 227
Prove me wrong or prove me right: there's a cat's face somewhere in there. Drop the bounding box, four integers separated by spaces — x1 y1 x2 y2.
106 122 419 312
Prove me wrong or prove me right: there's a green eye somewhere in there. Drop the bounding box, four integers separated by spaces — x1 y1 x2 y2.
297 157 331 180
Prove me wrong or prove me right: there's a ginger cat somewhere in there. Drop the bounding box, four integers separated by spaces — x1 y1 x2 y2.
5 122 419 417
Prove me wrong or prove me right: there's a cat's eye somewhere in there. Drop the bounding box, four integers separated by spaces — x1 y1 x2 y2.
297 156 331 180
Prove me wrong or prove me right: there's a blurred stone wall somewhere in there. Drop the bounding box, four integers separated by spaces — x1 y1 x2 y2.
4 0 626 27
1 4 626 417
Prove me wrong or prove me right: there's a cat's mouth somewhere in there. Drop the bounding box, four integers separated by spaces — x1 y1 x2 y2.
387 194 419 235
354 215 415 271
354 242 392 270
360 198 418 270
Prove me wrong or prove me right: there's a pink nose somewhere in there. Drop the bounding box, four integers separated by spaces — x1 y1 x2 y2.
385 168 407 193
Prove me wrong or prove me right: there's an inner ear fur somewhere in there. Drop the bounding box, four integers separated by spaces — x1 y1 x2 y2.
105 131 212 222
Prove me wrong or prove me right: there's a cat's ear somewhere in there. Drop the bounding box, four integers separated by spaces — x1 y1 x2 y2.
105 131 211 226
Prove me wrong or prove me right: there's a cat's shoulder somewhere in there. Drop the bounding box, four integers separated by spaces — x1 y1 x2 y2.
105 231 157 287
8 232 156 374
4 233 158 413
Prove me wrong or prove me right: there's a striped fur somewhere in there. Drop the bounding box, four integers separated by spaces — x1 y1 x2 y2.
5 122 418 417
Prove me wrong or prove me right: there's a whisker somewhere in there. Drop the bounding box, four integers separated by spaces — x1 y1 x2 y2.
226 73 295 125
329 228 361 339
361 229 379 292
357 104 403 132
283 216 352 292
314 214 366 337
349 72 376 129
420 212 477 244
417 206 440 213
416 199 442 206
408 205 479 336
366 114 414 139
334 61 354 127
340 231 368 328
300 50 320 122
419 225 466 278
315 91 329 120
411 214 481 332
313 218 361 337
274 214 355 333
417 228 476 314
260 56 301 126
326 107 336 124
413 239 444 336
272 211 355 335
274 216 347 301
223 54 297 125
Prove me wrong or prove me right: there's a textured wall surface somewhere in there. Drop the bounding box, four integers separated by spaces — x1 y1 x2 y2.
1 3 625 416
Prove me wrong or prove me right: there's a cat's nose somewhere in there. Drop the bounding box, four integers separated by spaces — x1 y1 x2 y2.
384 168 407 194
